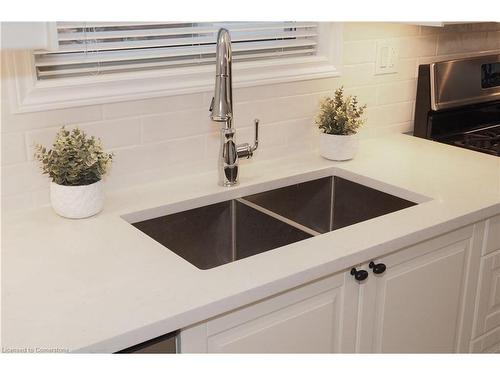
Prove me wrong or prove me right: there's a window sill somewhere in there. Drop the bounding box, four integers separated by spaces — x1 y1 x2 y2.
6 51 340 113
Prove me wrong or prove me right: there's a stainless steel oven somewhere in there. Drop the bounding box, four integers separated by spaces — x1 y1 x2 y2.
413 54 500 156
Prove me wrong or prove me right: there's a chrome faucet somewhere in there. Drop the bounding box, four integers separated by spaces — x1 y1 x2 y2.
209 28 259 187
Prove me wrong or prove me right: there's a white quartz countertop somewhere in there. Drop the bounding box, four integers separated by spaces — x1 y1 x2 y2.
2 134 499 353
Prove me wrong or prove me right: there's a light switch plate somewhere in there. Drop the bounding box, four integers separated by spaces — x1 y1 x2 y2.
375 40 400 75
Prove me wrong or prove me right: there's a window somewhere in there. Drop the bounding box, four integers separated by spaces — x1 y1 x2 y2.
7 22 341 112
34 22 321 80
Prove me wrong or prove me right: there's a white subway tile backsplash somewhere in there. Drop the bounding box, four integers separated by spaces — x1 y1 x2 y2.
2 191 35 212
165 135 206 163
105 168 169 192
366 101 414 127
375 121 414 137
343 86 378 107
205 131 222 161
342 58 418 88
102 92 205 119
1 132 26 165
24 118 142 160
24 128 57 154
356 125 377 140
232 77 341 103
376 80 417 105
141 109 212 144
341 63 375 87
343 23 420 41
1 162 49 196
109 134 206 178
1 100 102 133
2 22 499 212
79 118 142 149
235 92 325 128
283 117 316 143
31 188 50 209
399 35 438 58
109 143 170 177
343 40 377 64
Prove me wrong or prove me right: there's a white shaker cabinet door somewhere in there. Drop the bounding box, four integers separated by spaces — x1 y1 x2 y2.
179 271 359 353
356 225 479 353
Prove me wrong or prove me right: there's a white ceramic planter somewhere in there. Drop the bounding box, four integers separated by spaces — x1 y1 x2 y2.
50 180 105 219
319 132 359 161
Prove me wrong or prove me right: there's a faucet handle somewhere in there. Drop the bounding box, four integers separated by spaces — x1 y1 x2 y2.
209 96 215 112
252 119 259 152
236 119 259 159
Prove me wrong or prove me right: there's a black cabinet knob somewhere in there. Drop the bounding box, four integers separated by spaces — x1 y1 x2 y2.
350 268 368 281
369 261 386 274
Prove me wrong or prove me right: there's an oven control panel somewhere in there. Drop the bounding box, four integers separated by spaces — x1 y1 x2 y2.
482 62 500 89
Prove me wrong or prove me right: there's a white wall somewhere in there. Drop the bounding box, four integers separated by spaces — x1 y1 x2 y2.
2 22 499 212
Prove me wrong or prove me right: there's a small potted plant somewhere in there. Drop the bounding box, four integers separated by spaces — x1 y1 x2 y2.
34 127 113 219
316 87 367 161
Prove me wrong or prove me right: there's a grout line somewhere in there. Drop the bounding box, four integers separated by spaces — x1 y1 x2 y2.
329 177 335 232
137 107 207 122
370 100 416 110
234 90 333 107
139 117 145 144
22 132 31 162
343 57 417 69
98 103 104 121
1 159 38 169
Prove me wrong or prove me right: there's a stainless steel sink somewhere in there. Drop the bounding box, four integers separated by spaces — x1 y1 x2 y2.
131 176 417 269
132 199 312 270
243 176 417 234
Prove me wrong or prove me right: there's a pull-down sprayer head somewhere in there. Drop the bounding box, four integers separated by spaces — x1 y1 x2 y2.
210 28 233 124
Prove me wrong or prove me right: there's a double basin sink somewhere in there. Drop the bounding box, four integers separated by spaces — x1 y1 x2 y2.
131 176 417 270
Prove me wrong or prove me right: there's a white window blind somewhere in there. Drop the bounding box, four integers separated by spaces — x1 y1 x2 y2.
34 22 319 80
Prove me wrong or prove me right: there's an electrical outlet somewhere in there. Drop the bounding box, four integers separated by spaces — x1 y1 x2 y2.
375 40 399 75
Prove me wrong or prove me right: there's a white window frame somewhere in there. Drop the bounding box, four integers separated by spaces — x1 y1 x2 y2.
5 23 342 113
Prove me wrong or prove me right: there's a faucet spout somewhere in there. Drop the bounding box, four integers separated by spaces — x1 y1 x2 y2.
209 28 259 187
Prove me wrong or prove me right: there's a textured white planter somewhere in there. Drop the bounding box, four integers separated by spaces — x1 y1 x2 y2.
319 132 359 161
50 180 104 219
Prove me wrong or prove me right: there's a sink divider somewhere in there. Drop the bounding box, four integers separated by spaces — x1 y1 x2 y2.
329 177 335 232
235 198 321 237
231 200 238 262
